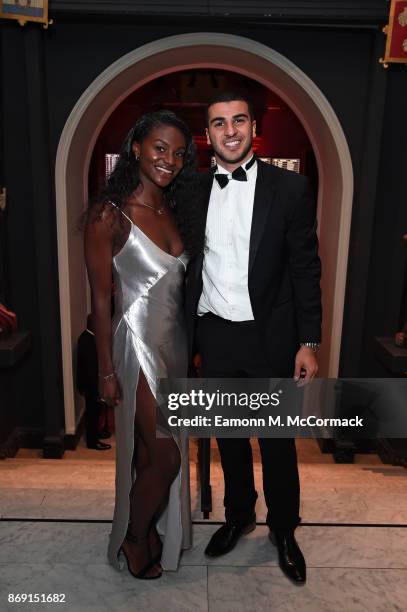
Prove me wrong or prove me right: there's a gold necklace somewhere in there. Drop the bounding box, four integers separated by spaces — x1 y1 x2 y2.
137 200 165 215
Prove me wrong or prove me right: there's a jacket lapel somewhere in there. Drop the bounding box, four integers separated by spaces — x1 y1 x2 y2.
249 161 275 274
201 169 214 223
193 170 214 281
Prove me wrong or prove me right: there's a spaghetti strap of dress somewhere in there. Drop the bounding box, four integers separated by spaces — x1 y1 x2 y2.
107 200 133 225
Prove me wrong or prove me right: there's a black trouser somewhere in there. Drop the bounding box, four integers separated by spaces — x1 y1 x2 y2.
84 396 102 448
196 312 300 531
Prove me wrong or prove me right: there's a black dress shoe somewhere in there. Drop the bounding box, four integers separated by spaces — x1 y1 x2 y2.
269 529 306 584
87 441 112 451
205 515 256 557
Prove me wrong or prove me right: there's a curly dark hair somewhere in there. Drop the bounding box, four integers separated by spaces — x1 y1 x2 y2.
94 110 204 256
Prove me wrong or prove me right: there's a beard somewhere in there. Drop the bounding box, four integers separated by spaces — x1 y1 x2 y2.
212 138 253 166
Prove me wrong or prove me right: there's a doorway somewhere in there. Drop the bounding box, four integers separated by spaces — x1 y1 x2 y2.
55 33 353 434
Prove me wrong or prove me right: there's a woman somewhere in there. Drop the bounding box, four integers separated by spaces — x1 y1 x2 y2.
85 111 201 579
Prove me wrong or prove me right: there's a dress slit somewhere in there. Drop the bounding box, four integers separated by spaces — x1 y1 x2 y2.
108 332 191 571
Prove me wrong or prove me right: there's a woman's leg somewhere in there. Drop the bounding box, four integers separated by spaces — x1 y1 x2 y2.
123 369 181 576
133 433 163 562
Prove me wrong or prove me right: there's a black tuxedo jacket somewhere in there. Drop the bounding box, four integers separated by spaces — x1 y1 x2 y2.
185 160 322 376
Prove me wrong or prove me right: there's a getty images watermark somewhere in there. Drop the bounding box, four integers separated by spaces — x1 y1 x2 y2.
166 388 363 429
157 378 407 438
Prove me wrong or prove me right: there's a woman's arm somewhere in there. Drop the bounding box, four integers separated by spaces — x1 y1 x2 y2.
84 207 121 406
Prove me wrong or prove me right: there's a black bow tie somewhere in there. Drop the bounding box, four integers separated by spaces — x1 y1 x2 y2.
214 156 256 189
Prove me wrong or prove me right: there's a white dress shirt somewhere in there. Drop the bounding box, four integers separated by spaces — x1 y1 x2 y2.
198 156 257 321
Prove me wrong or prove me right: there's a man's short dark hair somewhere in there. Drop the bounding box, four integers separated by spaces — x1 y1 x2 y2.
206 91 254 125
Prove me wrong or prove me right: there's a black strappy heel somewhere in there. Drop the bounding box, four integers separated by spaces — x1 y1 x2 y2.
120 533 162 580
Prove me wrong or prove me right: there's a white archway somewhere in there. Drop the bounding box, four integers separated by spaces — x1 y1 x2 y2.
56 33 353 434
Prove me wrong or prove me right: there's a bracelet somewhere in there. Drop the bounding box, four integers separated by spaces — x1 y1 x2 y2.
99 371 116 381
300 342 320 353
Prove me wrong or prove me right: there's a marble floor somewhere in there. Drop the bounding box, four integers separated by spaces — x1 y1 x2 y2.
0 439 407 611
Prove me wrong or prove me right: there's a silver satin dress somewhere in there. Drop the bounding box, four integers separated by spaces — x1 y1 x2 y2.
107 205 192 571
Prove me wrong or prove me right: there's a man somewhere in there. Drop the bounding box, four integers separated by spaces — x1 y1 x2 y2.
186 92 321 583
77 314 112 451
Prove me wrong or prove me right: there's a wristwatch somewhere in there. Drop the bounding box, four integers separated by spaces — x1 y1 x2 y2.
300 342 320 352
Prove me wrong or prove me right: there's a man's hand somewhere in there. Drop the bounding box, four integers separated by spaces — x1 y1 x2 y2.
293 346 318 387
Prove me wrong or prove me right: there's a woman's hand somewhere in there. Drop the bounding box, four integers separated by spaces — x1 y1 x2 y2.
99 375 121 407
